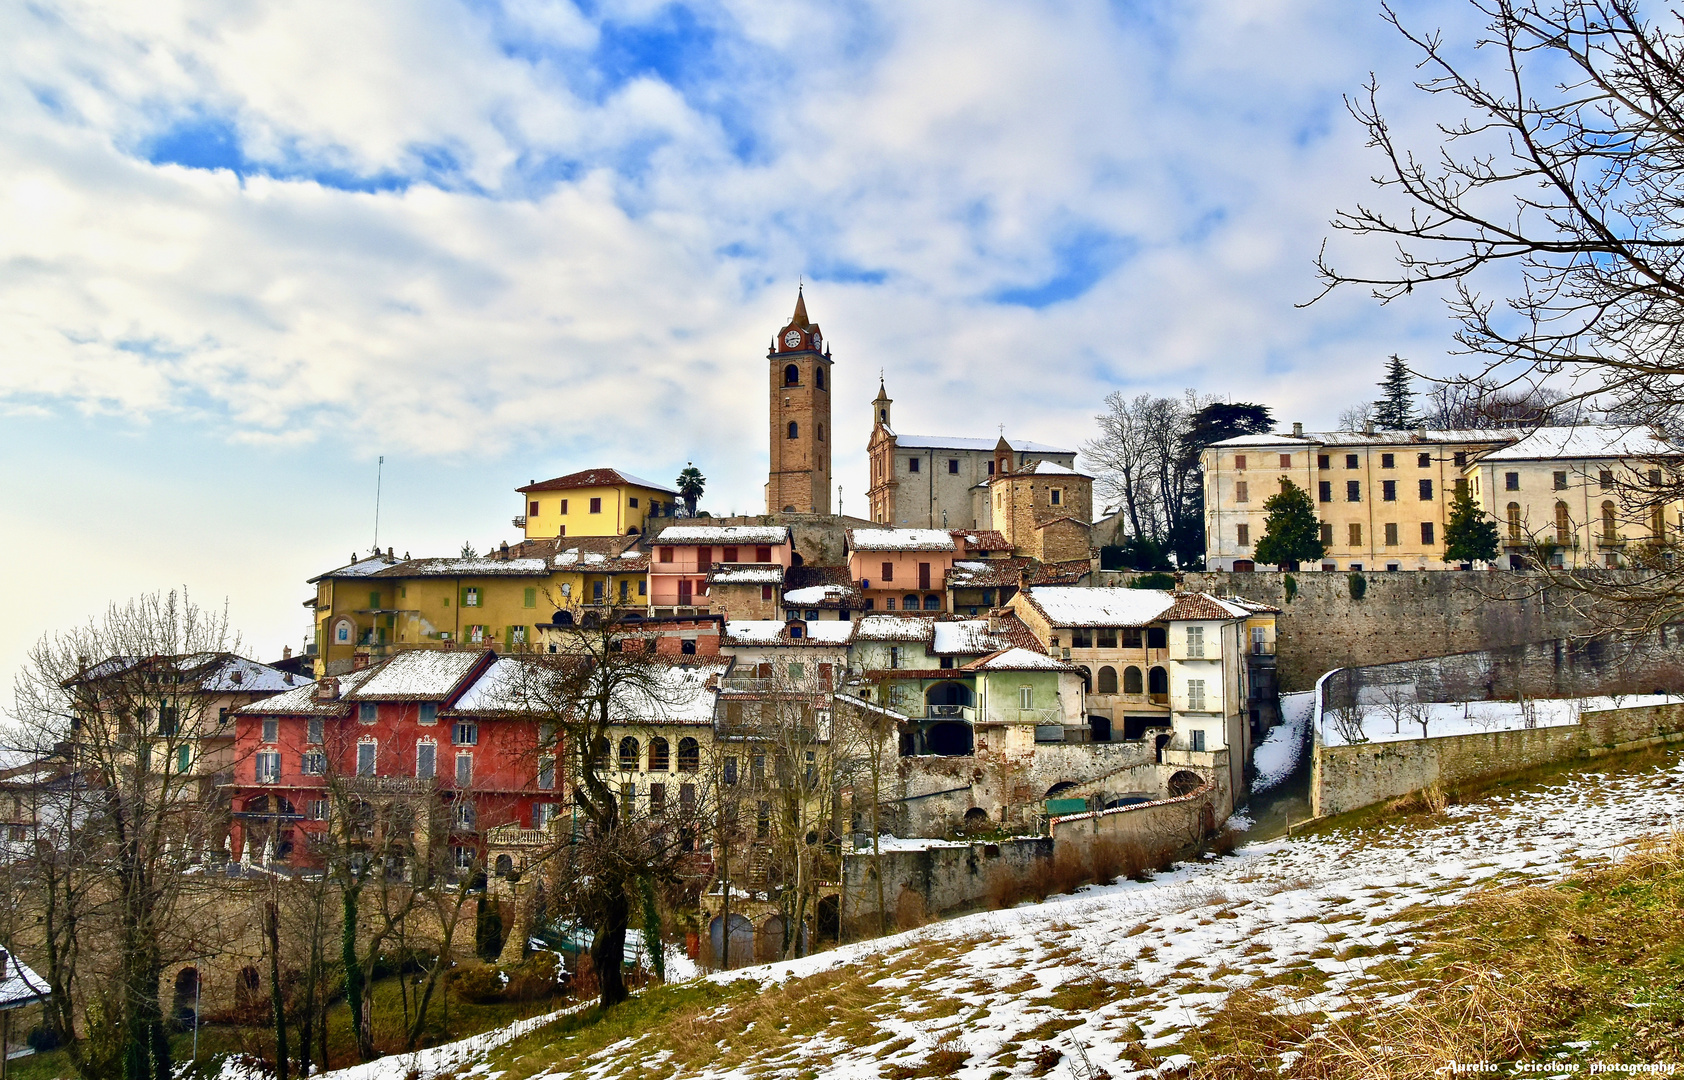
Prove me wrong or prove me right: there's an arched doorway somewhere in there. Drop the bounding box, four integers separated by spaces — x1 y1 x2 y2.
1148 666 1169 703
925 681 974 717
1087 715 1112 742
1168 770 1204 797
757 916 785 962
708 913 755 969
926 722 973 756
172 968 199 1026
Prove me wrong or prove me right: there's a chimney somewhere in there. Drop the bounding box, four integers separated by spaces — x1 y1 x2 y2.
499 540 511 561
1292 422 1303 438
1364 421 1376 435
316 676 339 702
282 646 292 660
0 949 10 979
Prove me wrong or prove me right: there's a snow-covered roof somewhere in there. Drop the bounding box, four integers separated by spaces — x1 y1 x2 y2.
240 666 382 715
846 528 957 552
931 620 1014 655
552 548 647 568
708 564 785 585
1023 587 1176 626
723 620 852 645
611 661 729 725
783 584 851 604
201 656 307 694
0 951 49 1011
654 526 791 545
348 650 490 700
963 647 1076 673
1473 425 1676 462
1017 460 1090 478
854 615 935 642
373 557 550 578
307 555 400 584
893 434 1075 455
1207 429 1514 449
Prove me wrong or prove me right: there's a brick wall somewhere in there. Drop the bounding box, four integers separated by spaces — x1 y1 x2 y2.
1311 701 1684 816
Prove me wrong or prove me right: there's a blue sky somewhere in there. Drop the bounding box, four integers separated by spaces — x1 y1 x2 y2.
0 0 1492 671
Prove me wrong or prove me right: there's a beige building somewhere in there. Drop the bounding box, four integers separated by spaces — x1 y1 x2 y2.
866 380 1076 529
986 451 1095 562
1466 426 1682 569
1202 426 1511 571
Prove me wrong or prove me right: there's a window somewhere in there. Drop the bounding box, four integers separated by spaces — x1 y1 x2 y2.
590 497 603 513
908 457 920 472
1655 507 1668 541
1318 481 1332 503
1385 522 1399 546
1555 501 1572 545
453 846 475 872
677 738 699 772
1422 522 1436 544
1321 522 1334 545
1123 666 1143 694
537 755 554 789
1456 477 1470 496
681 638 697 655
1236 481 1249 503
176 744 192 774
416 743 435 779
761 584 774 600
816 367 826 389
650 737 670 771
756 801 772 839
1186 626 1204 657
659 546 675 563
721 546 739 563
788 422 799 439
1234 454 1247 470
1051 488 1062 505
357 742 376 777
1418 479 1432 501
619 737 640 771
987 461 995 475
464 587 480 607
1347 480 1361 502
308 799 329 821
1122 627 1142 648
262 718 278 743
1603 501 1618 540
1507 502 1523 540
308 717 324 743
1097 666 1118 693
948 459 959 474
1187 679 1206 710
903 594 919 611
1651 468 1664 486
1097 628 1117 648
889 646 900 668
560 499 569 513
679 783 696 809
455 801 476 829
1018 686 1033 709
303 751 325 775
1600 469 1615 490
530 500 540 517
469 624 486 644
1382 480 1396 502
453 722 478 746
628 497 639 508
1190 729 1206 752
1349 523 1363 545
1236 523 1250 549
879 561 894 582
257 751 281 782
592 581 603 602
1381 453 1394 468
885 598 895 610
755 545 772 562
1505 471 1520 491
523 587 537 608
1554 471 1569 490
1318 454 1330 469
455 753 472 787
359 702 376 723
1345 454 1359 469
648 783 666 814
1280 454 1292 468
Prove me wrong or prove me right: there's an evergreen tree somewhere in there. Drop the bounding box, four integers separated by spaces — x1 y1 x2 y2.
1372 355 1420 429
1442 483 1500 565
675 463 706 517
1253 479 1326 570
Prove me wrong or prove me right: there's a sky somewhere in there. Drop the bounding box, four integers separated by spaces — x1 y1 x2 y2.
0 0 1496 672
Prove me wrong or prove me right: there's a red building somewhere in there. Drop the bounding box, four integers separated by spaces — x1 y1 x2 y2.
230 649 559 873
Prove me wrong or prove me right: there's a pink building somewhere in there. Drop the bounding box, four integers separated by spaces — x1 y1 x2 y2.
647 525 793 610
846 528 962 612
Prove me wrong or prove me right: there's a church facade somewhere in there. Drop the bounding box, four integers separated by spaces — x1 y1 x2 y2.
865 379 1078 530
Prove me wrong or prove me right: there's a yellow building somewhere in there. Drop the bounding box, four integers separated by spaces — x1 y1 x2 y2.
310 538 651 675
515 468 681 540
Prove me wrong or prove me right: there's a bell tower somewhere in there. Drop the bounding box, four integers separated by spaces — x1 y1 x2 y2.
765 287 833 514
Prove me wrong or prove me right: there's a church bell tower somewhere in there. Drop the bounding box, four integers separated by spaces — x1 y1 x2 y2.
765 287 833 514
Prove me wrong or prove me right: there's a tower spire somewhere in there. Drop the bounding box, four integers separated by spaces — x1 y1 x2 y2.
792 283 809 328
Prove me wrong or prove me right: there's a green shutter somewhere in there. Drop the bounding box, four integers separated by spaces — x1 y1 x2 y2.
524 587 537 608
369 591 381 608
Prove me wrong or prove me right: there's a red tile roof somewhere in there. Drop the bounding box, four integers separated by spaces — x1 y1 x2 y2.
518 469 678 494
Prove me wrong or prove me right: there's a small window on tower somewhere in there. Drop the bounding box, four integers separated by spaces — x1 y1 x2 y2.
784 364 799 386
948 459 959 474
788 422 799 439
817 423 825 442
816 367 826 390
909 458 920 473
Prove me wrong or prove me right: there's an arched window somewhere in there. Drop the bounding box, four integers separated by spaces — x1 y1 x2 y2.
1555 500 1572 545
495 853 514 876
1602 500 1618 540
816 367 826 390
649 737 670 772
1079 667 1092 692
1507 502 1523 541
923 595 940 610
904 594 919 610
1097 666 1119 694
817 422 825 442
677 737 700 773
1123 666 1143 695
784 364 800 386
879 408 887 423
788 421 799 439
1148 666 1169 699
618 736 640 772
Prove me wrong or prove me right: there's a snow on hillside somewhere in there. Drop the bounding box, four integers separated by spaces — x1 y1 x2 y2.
1321 692 1681 746
1252 690 1311 792
335 752 1684 1080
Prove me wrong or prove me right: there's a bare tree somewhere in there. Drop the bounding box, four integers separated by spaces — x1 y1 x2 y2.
1377 682 1414 734
1326 703 1370 745
1314 0 1684 626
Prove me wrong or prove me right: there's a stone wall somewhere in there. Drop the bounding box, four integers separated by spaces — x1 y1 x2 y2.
1311 701 1684 816
703 513 879 569
1049 780 1218 855
839 837 1053 928
1094 569 1636 692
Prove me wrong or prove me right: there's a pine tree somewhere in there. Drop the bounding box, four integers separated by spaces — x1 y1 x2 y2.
1372 355 1420 429
1443 483 1500 565
1253 479 1326 570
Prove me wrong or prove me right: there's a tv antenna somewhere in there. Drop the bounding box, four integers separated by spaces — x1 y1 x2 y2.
373 455 385 554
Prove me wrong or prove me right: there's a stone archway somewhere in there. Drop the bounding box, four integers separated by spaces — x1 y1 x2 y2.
1168 770 1204 797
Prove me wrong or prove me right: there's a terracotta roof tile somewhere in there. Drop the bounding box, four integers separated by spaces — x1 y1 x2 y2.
518 468 678 494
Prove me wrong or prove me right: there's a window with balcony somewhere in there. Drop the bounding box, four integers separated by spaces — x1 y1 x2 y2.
416 743 435 779
619 737 640 771
357 742 376 777
1508 502 1523 540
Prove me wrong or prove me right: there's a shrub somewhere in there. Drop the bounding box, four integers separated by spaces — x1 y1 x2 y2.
1130 572 1176 590
505 950 564 1001
1283 573 1297 603
448 961 506 1004
1348 571 1367 600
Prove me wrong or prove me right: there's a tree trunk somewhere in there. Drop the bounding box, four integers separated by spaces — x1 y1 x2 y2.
591 882 630 1009
266 902 290 1080
340 889 373 1062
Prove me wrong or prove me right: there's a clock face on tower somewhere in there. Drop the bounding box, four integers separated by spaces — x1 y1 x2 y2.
784 330 802 348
